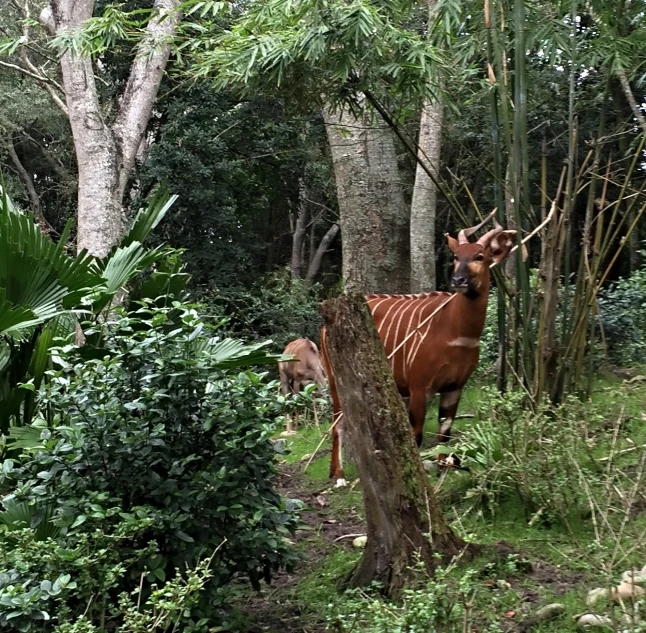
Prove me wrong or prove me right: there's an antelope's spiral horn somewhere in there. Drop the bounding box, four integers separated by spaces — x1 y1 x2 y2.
457 208 498 245
477 227 505 249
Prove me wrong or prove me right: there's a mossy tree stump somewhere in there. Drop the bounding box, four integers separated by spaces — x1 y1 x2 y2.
320 293 469 596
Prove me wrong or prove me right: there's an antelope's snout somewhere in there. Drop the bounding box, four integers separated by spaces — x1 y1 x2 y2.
451 273 469 292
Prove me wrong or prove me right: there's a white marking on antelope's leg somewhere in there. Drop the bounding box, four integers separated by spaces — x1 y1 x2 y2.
438 389 462 442
447 337 480 348
335 425 347 487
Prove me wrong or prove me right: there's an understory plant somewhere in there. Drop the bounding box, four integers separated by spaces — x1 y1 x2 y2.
326 557 523 633
0 300 300 631
447 387 607 525
597 257 646 366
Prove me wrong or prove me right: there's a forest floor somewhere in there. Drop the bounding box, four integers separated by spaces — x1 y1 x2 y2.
230 370 646 633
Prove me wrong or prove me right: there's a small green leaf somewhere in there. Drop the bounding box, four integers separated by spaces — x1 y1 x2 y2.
71 514 87 528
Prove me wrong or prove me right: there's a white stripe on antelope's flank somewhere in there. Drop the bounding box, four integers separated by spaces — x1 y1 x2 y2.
400 301 420 381
376 297 405 337
392 300 416 378
381 298 409 362
409 296 435 368
405 299 428 372
447 337 480 348
368 296 391 316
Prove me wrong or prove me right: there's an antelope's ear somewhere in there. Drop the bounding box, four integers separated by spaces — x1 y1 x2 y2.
445 233 460 254
490 230 516 264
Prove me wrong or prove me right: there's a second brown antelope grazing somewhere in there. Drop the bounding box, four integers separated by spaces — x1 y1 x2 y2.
321 211 517 485
278 338 327 434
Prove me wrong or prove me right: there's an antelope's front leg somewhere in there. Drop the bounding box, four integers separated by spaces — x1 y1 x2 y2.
438 388 462 443
408 390 428 447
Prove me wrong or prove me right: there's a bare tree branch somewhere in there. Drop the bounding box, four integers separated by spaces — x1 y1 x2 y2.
0 58 51 83
617 66 646 135
112 0 181 199
20 130 75 184
0 0 70 116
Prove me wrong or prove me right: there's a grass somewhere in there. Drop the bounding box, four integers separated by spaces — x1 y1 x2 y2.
259 373 646 632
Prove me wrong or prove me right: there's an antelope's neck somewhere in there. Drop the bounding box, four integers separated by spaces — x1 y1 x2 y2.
449 277 491 339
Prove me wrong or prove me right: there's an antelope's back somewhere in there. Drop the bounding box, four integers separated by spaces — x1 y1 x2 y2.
320 293 452 384
367 293 451 351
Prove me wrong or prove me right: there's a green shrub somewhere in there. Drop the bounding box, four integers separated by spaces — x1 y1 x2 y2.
597 265 646 366
448 387 605 525
204 271 326 350
326 558 521 633
0 301 300 631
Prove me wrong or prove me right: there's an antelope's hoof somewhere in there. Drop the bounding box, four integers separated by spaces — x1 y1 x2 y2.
437 453 469 472
335 478 348 488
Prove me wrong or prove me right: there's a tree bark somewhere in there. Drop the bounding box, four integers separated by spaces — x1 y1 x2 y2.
43 0 180 257
305 222 339 287
504 161 518 283
291 202 309 279
323 104 409 294
409 0 442 293
410 100 443 292
320 294 468 596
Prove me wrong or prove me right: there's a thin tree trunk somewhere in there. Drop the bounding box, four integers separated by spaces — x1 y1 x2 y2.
308 213 319 269
42 0 180 257
7 136 43 221
291 203 309 279
305 222 339 286
323 103 409 294
409 0 442 292
410 101 442 292
320 294 469 596
504 161 517 282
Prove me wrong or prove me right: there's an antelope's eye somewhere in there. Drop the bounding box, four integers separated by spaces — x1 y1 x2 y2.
453 255 458 262
474 254 485 262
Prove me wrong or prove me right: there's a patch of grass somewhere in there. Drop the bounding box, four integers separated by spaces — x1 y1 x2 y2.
291 547 361 613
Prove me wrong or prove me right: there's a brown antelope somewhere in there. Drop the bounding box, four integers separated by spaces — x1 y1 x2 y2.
279 338 327 434
321 213 516 485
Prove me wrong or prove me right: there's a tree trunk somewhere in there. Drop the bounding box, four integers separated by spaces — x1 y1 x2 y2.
44 0 180 257
305 222 339 287
320 294 469 596
410 100 443 292
291 202 309 279
504 161 517 282
323 104 409 294
409 0 443 292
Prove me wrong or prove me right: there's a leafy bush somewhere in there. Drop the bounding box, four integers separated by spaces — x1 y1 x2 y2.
205 270 326 350
597 264 646 366
0 183 184 431
0 301 299 631
326 558 522 632
447 388 605 524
